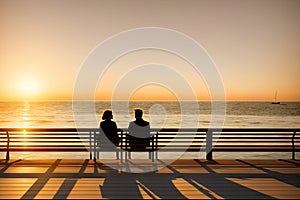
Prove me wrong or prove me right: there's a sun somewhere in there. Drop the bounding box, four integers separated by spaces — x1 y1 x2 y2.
20 78 39 96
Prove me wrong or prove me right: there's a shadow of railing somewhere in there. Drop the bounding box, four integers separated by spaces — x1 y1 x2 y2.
1 158 299 199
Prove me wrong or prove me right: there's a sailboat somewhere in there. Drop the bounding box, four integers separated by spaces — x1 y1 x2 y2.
272 91 280 104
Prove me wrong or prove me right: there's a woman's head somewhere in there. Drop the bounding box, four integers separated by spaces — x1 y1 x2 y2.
102 110 113 120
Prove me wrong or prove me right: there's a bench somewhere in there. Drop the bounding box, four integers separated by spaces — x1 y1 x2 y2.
93 130 156 161
1 128 299 161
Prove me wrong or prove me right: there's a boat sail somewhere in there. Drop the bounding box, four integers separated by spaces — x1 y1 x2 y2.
272 91 280 104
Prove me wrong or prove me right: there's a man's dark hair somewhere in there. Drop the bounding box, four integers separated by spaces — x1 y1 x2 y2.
134 108 143 118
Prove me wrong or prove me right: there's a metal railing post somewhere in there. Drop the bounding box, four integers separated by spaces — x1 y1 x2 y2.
6 131 10 160
120 130 123 162
155 132 158 160
94 131 98 161
206 130 213 160
89 131 92 160
151 135 154 162
292 131 296 160
125 132 128 160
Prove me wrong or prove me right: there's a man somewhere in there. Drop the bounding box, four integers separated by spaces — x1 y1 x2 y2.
127 108 150 149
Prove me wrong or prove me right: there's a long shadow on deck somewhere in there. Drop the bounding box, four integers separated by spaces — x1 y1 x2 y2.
21 159 62 199
192 159 273 199
1 159 299 199
237 159 300 188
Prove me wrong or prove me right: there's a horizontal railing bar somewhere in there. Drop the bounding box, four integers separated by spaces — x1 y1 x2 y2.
152 146 300 148
156 136 292 139
3 148 297 151
0 133 297 138
1 128 300 132
0 149 88 152
0 133 91 135
213 145 294 147
155 149 299 152
3 143 295 147
155 144 293 147
5 136 296 138
155 133 294 135
0 137 89 139
5 145 86 147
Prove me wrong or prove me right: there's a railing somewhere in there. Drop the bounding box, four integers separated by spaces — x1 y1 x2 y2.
0 128 299 161
0 128 96 160
152 128 300 160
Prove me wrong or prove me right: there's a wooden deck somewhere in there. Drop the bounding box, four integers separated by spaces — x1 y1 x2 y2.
0 159 299 199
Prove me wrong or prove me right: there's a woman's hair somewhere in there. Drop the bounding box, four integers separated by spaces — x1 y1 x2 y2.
102 110 113 120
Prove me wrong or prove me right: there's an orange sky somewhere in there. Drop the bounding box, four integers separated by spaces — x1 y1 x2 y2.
0 0 300 101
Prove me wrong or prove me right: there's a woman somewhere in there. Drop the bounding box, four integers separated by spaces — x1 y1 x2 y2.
100 110 120 146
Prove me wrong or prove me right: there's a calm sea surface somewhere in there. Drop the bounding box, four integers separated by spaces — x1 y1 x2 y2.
1 101 299 159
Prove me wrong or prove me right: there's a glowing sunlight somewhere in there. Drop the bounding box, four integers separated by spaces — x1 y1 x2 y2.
19 78 39 96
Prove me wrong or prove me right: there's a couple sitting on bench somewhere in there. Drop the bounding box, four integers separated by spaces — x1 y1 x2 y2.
99 108 151 154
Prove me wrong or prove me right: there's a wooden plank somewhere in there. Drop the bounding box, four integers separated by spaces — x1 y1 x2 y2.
228 178 300 199
0 159 299 199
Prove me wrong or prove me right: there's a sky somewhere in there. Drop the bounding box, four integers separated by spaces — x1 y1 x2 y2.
0 0 299 101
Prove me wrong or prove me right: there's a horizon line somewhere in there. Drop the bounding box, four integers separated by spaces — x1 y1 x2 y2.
0 99 300 102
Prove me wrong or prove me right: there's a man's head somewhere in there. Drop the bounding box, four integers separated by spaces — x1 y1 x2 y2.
134 108 143 119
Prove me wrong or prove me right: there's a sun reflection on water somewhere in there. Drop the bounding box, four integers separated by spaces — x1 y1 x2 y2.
22 102 31 128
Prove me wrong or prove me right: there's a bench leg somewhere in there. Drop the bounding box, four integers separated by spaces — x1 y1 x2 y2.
120 149 123 163
93 149 98 162
206 151 213 160
151 151 154 162
116 150 119 160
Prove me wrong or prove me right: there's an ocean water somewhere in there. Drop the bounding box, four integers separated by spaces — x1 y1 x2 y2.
1 101 299 128
0 101 299 159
